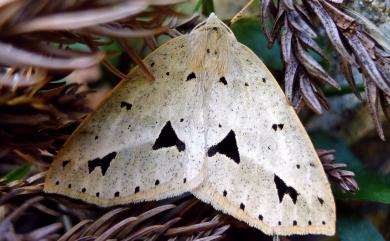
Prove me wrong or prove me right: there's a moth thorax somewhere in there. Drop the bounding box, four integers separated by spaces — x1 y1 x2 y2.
188 26 235 76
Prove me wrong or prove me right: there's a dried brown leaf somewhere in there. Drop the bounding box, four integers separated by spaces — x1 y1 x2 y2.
364 77 385 140
270 8 285 44
380 92 390 121
298 32 324 57
261 0 274 44
94 217 138 241
319 0 356 30
281 20 293 62
26 223 63 241
287 11 317 38
294 39 340 89
346 33 390 94
340 59 362 99
58 220 94 241
116 205 176 237
86 25 167 38
308 0 354 64
0 41 104 70
284 55 298 101
83 208 130 236
9 1 148 34
165 219 220 236
299 73 323 114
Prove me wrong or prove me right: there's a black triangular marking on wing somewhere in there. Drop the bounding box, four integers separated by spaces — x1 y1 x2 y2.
207 130 240 164
62 160 70 168
152 121 185 152
274 175 298 204
120 101 132 110
88 152 117 176
219 77 227 85
186 72 196 81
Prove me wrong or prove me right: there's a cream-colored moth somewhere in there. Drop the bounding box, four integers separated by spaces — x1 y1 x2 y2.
44 13 335 236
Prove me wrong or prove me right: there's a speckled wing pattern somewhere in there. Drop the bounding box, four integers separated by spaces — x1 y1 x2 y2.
44 36 206 206
44 13 335 236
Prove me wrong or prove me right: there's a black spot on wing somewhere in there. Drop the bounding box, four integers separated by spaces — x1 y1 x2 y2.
274 175 298 204
240 203 245 210
186 72 196 81
272 123 284 131
120 101 132 110
62 160 70 168
152 121 185 152
207 130 240 164
318 197 324 205
219 77 227 85
88 152 117 176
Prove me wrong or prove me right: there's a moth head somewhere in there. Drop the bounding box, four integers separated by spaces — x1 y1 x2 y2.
189 13 236 77
192 13 235 38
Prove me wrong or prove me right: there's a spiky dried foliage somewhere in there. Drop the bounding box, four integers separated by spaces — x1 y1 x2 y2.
0 0 188 85
0 75 91 170
0 0 186 173
0 172 229 241
262 0 390 140
318 149 359 193
0 0 184 72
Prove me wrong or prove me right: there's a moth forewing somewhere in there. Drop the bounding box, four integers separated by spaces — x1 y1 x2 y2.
44 35 207 206
190 14 336 236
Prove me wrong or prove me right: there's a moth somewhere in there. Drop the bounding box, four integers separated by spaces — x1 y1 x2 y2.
45 13 335 236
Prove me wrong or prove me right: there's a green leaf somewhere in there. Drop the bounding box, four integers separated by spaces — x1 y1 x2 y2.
1 163 31 182
311 133 390 204
322 83 365 97
201 0 215 16
230 17 283 72
193 0 203 12
338 214 385 241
